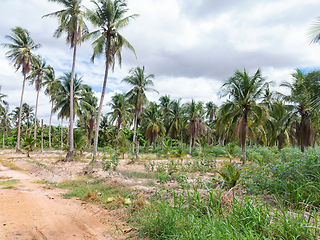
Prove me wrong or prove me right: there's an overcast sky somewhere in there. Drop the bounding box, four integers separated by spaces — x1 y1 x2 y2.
1 0 320 126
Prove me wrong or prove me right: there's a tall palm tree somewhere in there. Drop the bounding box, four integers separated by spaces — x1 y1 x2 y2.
167 99 184 147
81 85 98 151
122 66 158 155
99 114 110 152
2 27 41 152
183 99 203 155
44 66 58 149
107 93 133 150
219 68 268 164
82 0 138 162
28 56 50 146
44 0 88 157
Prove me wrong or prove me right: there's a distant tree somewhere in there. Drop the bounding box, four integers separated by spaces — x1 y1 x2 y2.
28 56 50 146
122 66 158 155
44 66 58 149
107 93 133 151
2 27 41 152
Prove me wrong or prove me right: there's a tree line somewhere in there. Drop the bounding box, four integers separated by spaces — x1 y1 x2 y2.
2 0 320 163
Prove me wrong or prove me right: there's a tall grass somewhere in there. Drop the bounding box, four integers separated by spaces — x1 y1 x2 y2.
244 147 320 209
131 188 319 239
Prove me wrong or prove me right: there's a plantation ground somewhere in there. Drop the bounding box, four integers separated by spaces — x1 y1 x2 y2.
0 150 144 240
1 148 320 239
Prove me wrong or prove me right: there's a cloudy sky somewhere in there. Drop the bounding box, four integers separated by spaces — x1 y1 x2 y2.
1 0 320 126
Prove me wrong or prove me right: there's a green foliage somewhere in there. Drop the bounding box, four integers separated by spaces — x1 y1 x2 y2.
215 163 241 189
224 142 240 162
22 133 36 157
102 150 119 171
244 147 320 208
171 147 187 159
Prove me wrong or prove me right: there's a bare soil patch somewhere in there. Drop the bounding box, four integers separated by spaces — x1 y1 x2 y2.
0 150 135 240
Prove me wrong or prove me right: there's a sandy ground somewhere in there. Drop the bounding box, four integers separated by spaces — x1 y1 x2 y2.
0 151 133 240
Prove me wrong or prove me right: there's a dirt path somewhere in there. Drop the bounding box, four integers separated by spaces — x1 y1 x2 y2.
0 164 128 240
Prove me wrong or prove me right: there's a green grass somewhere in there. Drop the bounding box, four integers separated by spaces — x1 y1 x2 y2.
2 186 15 189
243 147 320 209
52 178 135 209
131 188 319 239
0 179 19 186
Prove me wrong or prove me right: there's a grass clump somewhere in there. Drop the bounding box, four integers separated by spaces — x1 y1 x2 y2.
56 178 134 209
0 179 19 189
0 160 25 172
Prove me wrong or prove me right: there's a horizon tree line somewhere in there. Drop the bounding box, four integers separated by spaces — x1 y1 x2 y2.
3 0 320 163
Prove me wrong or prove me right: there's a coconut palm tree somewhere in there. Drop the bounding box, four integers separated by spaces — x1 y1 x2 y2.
82 0 138 162
99 114 110 152
2 27 41 152
183 99 204 155
28 56 51 147
167 99 184 147
141 102 165 149
44 66 58 149
81 85 98 151
44 0 88 157
52 73 94 140
107 93 133 150
205 101 217 124
122 66 158 155
22 103 34 134
219 68 268 164
279 69 320 152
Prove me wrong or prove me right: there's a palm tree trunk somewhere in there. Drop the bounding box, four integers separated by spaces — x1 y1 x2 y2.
189 132 192 155
61 118 63 149
49 101 53 149
16 74 26 153
2 123 5 150
116 117 120 151
241 110 248 164
33 89 40 148
41 119 43 153
301 113 306 153
67 44 77 158
180 130 183 149
93 33 111 162
132 111 138 154
88 117 94 151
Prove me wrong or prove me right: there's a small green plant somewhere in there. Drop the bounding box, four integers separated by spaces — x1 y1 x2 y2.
102 151 119 171
215 163 241 189
22 133 36 157
171 147 187 160
224 142 240 162
162 139 172 157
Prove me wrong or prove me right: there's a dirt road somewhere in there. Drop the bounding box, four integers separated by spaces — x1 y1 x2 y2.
0 163 128 240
